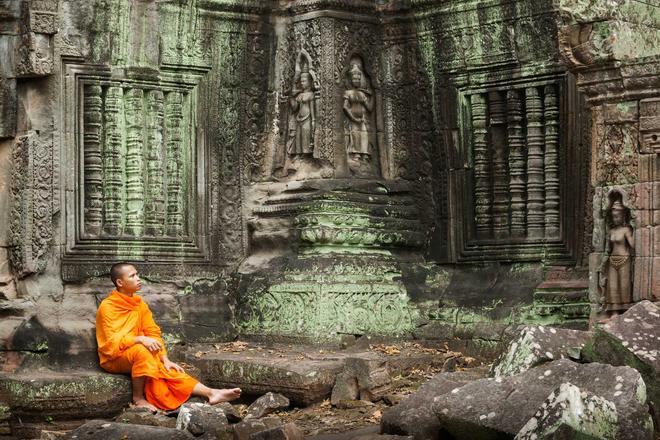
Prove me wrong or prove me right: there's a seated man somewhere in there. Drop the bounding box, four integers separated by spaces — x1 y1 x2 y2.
96 262 241 411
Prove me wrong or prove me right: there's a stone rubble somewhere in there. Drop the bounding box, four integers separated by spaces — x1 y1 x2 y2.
232 417 284 440
245 392 290 420
115 406 176 428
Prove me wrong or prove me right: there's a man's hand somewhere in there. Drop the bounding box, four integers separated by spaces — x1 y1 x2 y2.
135 336 162 352
162 358 185 373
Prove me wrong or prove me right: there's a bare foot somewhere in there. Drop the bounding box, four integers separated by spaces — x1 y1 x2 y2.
131 398 158 413
208 388 241 404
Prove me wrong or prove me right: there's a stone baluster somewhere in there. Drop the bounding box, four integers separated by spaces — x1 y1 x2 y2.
83 84 103 236
144 90 166 236
124 88 146 237
525 86 545 238
488 91 510 239
103 86 124 236
543 84 560 238
471 93 492 238
507 89 526 237
165 91 185 237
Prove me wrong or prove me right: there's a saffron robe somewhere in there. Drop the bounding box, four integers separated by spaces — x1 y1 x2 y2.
96 290 198 410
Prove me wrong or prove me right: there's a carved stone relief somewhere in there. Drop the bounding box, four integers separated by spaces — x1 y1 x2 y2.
455 79 582 262
598 191 635 315
9 133 53 278
343 56 379 177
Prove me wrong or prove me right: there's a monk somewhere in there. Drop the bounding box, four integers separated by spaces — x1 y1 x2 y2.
96 262 241 411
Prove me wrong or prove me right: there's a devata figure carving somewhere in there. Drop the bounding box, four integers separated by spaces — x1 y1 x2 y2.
343 61 373 160
599 195 635 316
287 53 319 158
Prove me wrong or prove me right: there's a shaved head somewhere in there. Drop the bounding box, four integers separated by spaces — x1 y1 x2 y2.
110 262 135 287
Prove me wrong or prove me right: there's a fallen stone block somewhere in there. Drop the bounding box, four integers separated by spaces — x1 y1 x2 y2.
233 416 283 440
331 372 359 407
381 370 481 440
491 325 591 377
432 359 652 440
514 382 645 440
115 406 176 428
64 419 194 439
582 300 660 426
344 355 392 402
176 402 229 437
248 422 304 440
246 392 290 419
0 371 131 422
215 401 242 423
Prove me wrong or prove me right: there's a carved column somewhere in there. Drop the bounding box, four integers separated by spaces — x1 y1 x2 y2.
103 86 124 236
525 86 545 238
507 89 526 237
165 91 185 237
544 84 560 237
83 84 104 236
145 90 166 236
471 93 491 238
124 88 146 237
489 91 510 239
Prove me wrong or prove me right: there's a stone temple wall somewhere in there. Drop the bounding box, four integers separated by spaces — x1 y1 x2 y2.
0 0 658 368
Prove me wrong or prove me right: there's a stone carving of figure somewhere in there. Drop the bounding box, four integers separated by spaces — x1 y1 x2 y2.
343 63 373 160
600 199 635 316
287 72 317 157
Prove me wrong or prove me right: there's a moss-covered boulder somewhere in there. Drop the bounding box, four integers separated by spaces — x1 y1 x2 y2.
515 383 630 440
582 300 660 428
491 325 591 378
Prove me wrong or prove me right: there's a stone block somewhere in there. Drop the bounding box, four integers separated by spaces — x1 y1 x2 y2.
66 419 194 439
638 153 659 182
331 372 359 407
381 370 483 440
344 355 392 402
634 257 660 301
491 326 591 378
582 301 660 424
432 360 652 440
179 279 236 342
248 422 304 440
514 383 644 440
0 78 16 139
141 292 182 336
233 417 282 440
176 402 229 438
245 392 289 420
185 350 342 406
15 32 53 77
115 407 176 428
602 101 638 124
0 371 131 422
635 227 655 257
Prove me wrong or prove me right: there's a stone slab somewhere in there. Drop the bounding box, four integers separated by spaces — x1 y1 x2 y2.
63 419 194 440
184 342 454 406
0 370 131 422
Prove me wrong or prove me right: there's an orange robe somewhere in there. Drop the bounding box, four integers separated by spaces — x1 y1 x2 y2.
96 290 198 410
